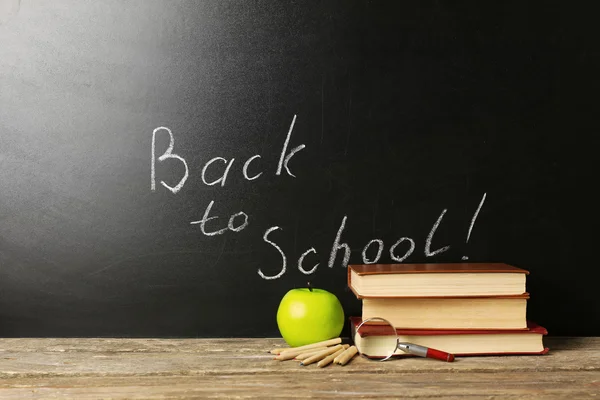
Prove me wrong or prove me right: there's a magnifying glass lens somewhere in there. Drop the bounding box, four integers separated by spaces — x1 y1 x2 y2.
355 317 456 362
355 317 400 361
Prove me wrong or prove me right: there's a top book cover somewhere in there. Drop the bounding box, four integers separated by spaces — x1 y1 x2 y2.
348 263 529 298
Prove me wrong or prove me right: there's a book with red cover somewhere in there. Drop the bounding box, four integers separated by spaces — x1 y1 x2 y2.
348 263 529 298
350 316 549 357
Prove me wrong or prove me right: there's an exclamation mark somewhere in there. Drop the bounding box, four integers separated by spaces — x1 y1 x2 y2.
462 192 487 260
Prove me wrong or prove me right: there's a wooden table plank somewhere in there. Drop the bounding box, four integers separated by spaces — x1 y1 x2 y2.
0 337 598 399
0 371 598 399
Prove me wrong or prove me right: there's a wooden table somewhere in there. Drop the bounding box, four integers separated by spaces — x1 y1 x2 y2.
0 337 598 399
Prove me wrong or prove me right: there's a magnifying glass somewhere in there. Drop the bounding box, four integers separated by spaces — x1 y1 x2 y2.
354 317 455 362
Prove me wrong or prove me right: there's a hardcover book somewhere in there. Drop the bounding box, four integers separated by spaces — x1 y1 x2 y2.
361 294 529 330
350 317 549 357
348 263 529 298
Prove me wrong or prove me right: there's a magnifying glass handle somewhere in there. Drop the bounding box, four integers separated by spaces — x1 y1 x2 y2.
397 342 455 362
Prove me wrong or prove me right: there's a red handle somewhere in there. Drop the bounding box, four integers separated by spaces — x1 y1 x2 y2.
426 347 455 362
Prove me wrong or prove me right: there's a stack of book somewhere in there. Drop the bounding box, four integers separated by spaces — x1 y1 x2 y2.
348 263 548 357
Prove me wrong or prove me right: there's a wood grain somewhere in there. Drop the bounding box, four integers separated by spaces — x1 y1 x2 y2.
0 337 597 399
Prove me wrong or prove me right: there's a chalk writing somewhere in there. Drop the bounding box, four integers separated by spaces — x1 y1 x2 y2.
362 239 384 264
151 115 305 193
228 211 249 232
276 114 306 178
190 201 249 236
151 127 189 194
151 115 488 280
425 209 450 257
389 237 415 262
242 155 262 181
328 216 351 269
298 248 319 275
201 157 235 187
462 192 487 260
259 207 466 280
260 227 286 280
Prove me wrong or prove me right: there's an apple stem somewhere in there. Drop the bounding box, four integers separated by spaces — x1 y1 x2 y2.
307 282 313 292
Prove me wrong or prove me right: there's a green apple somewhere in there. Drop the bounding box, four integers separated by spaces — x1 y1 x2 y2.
276 285 345 347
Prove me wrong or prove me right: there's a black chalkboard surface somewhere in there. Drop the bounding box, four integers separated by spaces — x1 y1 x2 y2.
0 1 597 337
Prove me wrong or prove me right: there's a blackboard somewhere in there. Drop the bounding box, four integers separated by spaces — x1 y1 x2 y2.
1 1 598 337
